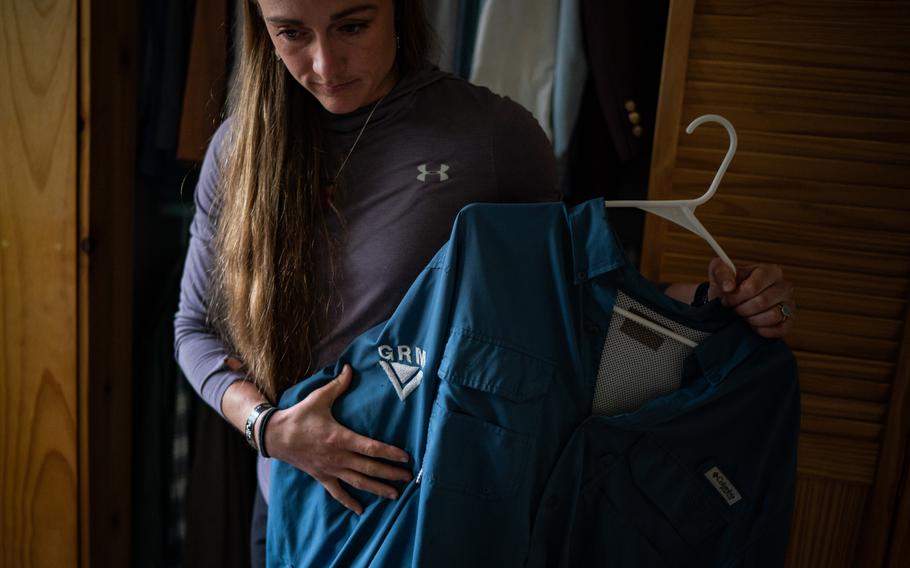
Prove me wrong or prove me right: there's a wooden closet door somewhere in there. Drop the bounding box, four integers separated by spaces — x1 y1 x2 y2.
1 0 79 565
2 0 134 565
643 1 910 566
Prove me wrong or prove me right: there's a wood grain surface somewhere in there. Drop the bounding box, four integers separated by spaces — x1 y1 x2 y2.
0 0 79 566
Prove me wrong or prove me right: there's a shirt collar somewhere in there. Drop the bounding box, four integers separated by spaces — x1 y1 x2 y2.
569 199 626 284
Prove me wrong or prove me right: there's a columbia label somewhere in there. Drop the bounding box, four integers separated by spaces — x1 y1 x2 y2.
704 466 742 506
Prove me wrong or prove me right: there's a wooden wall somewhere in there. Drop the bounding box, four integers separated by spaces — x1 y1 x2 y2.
644 0 910 566
1 0 134 566
0 0 79 565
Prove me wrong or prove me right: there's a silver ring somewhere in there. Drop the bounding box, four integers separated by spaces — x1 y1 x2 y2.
778 303 793 323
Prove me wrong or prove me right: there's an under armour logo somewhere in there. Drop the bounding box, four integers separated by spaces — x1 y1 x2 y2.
417 163 450 182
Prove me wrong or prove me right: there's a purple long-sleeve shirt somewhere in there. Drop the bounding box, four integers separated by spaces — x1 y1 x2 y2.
174 67 559 501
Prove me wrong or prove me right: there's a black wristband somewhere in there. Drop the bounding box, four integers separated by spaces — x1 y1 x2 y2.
257 407 279 459
691 281 711 307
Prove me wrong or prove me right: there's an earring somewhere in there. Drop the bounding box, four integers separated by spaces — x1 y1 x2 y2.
275 50 281 61
396 35 400 50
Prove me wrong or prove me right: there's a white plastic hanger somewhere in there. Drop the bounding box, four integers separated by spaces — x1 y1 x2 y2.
604 114 739 348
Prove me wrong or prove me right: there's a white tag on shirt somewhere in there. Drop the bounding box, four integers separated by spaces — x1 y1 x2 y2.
704 466 742 506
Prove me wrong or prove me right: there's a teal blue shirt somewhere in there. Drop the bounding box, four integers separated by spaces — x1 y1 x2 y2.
267 200 799 567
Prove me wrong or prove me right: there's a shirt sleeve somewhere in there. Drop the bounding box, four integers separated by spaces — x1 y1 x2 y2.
173 120 245 417
491 95 562 204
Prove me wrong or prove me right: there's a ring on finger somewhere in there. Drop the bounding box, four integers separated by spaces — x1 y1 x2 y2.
777 303 793 323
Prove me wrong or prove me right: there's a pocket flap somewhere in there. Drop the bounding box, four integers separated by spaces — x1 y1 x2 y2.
438 328 555 403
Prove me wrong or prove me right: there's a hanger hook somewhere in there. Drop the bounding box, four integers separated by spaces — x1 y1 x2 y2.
686 114 737 206
602 113 738 274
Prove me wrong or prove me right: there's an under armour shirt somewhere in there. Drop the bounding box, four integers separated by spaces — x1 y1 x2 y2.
173 65 560 502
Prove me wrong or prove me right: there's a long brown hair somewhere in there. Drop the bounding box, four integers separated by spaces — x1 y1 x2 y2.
210 0 432 402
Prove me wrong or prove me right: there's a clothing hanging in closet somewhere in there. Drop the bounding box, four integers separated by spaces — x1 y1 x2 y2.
553 0 588 158
424 0 460 73
453 0 485 78
470 0 559 139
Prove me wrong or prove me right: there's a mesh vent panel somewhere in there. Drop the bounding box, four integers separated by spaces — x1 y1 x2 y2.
592 291 710 416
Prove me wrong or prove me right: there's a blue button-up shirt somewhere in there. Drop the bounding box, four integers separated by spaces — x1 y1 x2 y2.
267 200 799 567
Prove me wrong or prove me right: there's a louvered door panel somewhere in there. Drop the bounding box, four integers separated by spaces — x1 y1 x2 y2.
644 1 910 565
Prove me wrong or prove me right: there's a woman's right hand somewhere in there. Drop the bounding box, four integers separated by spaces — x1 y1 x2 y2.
262 364 413 515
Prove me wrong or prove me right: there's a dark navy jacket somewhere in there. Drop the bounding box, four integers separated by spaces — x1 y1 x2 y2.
267 200 799 567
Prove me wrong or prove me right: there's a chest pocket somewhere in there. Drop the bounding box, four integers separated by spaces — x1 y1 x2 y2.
415 329 557 567
426 328 555 499
422 403 532 500
583 433 738 564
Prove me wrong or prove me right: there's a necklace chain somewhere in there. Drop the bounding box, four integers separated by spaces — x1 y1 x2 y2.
333 94 387 184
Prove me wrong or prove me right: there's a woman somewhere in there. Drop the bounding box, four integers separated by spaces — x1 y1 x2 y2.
174 0 795 565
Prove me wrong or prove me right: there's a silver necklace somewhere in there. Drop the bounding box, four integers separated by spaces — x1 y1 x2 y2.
332 94 387 185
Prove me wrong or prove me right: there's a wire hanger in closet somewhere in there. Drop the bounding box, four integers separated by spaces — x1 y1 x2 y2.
604 114 739 348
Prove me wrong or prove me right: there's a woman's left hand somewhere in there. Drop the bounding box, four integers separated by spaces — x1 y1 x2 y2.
707 257 795 338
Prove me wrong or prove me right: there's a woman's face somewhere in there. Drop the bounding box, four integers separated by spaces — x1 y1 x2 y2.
259 0 398 114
